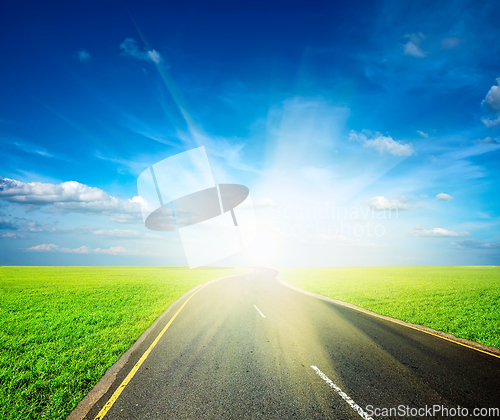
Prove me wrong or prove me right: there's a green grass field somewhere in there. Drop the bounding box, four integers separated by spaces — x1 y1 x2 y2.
0 266 245 420
2 266 499 419
280 266 500 350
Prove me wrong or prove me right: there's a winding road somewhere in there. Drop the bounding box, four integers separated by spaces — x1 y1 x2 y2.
81 269 500 419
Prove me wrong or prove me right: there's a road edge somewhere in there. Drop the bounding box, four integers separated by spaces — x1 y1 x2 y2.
66 270 248 420
276 273 500 359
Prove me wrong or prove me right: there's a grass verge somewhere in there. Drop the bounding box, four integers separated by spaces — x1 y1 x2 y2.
280 266 500 349
0 266 245 420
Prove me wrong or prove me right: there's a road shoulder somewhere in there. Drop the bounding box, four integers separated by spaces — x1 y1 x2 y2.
66 272 246 420
277 275 500 359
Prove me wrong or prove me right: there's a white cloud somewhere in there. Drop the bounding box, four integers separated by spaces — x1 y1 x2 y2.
404 41 425 57
0 217 17 230
480 137 500 144
441 37 460 49
417 130 428 138
0 217 56 233
403 33 426 58
365 196 416 211
480 77 500 128
1 232 30 239
482 77 500 112
147 50 161 64
120 38 163 64
481 116 500 128
0 177 106 204
93 246 153 256
349 130 413 156
77 49 90 62
411 226 469 237
26 244 155 256
14 218 73 233
27 243 58 252
452 239 500 249
92 229 162 240
0 177 141 216
436 193 453 201
27 244 91 253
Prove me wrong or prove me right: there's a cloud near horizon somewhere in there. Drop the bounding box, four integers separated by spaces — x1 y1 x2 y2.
1 232 31 239
27 243 156 255
452 239 500 249
411 226 469 237
91 229 162 240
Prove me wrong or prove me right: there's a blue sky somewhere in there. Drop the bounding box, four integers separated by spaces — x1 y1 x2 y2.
1 0 499 266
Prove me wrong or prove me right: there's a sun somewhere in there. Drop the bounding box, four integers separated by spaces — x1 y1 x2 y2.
245 227 285 266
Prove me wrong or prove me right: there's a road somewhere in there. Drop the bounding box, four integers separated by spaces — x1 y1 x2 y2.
83 268 500 419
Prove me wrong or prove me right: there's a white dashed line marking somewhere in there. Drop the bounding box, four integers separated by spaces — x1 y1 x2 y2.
253 304 266 318
311 365 373 420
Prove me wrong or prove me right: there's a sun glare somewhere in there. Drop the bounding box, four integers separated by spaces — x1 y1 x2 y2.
245 228 284 266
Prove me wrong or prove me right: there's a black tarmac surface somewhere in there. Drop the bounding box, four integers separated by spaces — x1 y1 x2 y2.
84 268 500 419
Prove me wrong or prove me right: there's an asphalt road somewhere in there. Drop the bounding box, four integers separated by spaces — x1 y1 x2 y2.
83 268 500 419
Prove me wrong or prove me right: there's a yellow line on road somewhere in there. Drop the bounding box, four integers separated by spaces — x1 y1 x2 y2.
93 283 208 420
362 309 500 360
278 278 500 360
